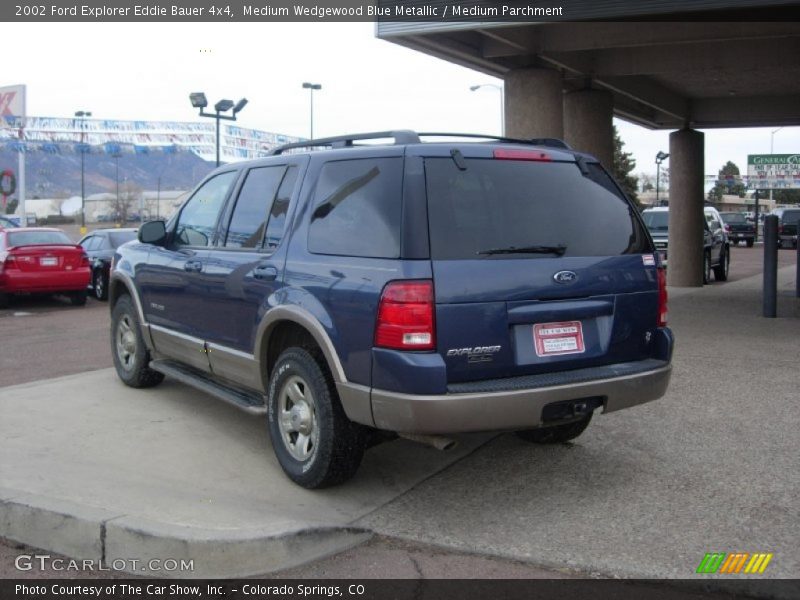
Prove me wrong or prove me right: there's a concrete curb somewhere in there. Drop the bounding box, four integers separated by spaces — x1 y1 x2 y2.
0 488 372 578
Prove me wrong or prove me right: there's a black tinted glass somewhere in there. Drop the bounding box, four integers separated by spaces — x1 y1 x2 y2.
308 158 402 258
176 171 237 247
781 210 800 222
225 166 285 249
642 211 669 231
265 166 298 250
109 231 137 247
425 158 648 259
8 231 72 246
720 213 746 224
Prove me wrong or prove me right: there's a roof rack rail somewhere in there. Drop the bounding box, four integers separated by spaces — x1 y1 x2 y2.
417 132 571 150
269 130 420 155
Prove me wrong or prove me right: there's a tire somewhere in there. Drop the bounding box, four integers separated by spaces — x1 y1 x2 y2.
0 292 9 309
713 247 729 282
70 290 87 306
267 347 366 489
746 239 754 248
93 269 109 301
110 295 164 388
703 251 711 285
516 413 593 444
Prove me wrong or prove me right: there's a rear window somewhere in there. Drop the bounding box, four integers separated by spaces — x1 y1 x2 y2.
425 158 649 259
780 210 800 223
7 231 72 246
642 211 669 231
720 213 747 224
109 231 137 248
308 157 402 258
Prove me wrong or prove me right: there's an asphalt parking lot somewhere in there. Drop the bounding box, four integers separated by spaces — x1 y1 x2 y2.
0 245 798 587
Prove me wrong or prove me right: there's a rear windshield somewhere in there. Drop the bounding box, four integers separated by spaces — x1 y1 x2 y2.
7 231 72 246
720 213 747 224
109 231 138 248
642 211 669 231
780 210 800 223
425 158 649 259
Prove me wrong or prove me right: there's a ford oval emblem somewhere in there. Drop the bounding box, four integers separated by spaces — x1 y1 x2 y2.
553 270 577 284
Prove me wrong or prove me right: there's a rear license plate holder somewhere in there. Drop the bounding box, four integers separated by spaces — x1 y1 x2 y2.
533 321 585 357
40 257 58 266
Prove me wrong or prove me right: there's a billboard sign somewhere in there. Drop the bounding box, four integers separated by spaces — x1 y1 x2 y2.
0 84 25 123
747 154 800 190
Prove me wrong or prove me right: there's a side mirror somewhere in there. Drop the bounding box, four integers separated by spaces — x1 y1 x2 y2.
139 220 167 246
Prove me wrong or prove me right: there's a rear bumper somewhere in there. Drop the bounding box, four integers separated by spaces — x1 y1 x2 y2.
339 359 672 434
0 269 91 294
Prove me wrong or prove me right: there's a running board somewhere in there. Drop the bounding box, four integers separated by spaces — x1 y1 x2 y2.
149 359 267 416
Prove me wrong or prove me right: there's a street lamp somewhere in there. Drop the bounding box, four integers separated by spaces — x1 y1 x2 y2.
769 127 784 204
74 110 91 231
110 148 121 221
655 151 669 206
470 84 505 136
302 82 322 140
189 92 248 167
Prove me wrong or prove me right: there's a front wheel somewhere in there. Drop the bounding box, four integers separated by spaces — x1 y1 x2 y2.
516 413 593 444
703 251 712 285
111 295 164 388
713 247 729 281
93 269 109 301
267 347 366 489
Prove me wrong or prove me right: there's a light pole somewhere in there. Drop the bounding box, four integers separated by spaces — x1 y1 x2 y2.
74 110 91 232
655 151 669 206
769 127 784 205
189 93 248 167
111 149 121 216
302 82 321 139
470 84 505 136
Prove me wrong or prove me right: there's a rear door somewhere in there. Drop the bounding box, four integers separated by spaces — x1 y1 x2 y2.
423 148 656 384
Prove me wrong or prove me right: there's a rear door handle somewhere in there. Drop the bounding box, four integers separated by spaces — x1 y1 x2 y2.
184 260 203 273
253 265 278 281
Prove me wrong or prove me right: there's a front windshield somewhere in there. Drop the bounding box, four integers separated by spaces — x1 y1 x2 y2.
642 211 668 231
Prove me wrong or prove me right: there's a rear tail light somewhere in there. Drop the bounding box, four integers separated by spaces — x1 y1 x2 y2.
375 280 436 351
778 224 783 234
657 268 668 328
1 255 18 273
493 148 552 162
724 224 731 232
80 252 91 267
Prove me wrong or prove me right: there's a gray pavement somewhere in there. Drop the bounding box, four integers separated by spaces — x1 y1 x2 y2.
1 262 798 583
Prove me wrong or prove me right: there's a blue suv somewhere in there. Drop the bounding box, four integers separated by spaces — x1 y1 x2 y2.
109 131 673 488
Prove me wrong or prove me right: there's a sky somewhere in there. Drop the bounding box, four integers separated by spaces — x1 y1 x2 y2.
3 21 798 181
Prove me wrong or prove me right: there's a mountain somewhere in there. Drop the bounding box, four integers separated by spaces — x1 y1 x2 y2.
0 147 215 198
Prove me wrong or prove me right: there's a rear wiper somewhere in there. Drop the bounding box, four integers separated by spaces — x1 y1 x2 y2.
477 244 567 256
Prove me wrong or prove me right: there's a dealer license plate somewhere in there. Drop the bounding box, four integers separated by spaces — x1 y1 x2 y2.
533 321 585 357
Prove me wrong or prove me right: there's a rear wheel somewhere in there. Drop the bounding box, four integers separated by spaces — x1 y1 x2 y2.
746 239 754 248
713 247 729 281
93 269 109 301
70 290 87 306
703 251 712 284
0 292 9 309
516 413 593 444
111 295 164 388
267 347 366 489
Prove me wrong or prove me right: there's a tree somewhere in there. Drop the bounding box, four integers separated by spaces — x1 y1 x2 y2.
637 172 655 193
708 161 746 202
5 197 18 214
112 182 140 223
611 126 639 205
770 189 800 205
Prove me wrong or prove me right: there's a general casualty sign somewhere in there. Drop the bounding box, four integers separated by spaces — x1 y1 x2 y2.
747 154 800 189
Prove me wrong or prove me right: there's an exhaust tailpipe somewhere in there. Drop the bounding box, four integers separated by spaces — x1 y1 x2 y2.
398 433 457 451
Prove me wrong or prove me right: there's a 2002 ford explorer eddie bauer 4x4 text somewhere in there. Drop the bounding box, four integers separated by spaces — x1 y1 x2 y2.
109 131 673 488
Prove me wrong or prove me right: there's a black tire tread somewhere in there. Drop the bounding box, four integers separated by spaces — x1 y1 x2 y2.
111 295 164 388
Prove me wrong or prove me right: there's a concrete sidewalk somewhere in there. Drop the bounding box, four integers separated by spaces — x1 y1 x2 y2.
1 264 798 582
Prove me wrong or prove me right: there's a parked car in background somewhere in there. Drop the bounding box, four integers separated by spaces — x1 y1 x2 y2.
772 208 800 249
110 130 673 488
78 228 138 300
0 228 91 308
642 206 730 284
720 212 756 247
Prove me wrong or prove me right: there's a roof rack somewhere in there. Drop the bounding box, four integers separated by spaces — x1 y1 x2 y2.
269 130 420 155
268 130 572 155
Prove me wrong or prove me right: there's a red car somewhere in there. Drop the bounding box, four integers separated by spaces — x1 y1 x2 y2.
0 228 91 308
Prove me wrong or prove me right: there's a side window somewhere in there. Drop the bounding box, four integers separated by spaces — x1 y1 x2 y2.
265 166 298 250
175 172 237 248
307 157 402 258
225 166 285 249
